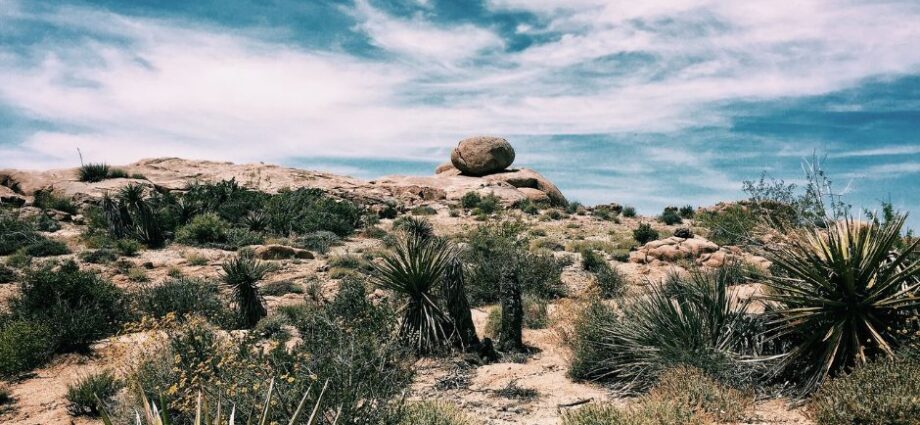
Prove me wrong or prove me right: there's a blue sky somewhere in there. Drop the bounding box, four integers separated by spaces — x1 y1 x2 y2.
1 0 919 222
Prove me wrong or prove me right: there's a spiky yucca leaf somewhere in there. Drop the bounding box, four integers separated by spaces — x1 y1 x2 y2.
78 163 111 182
221 253 270 328
763 215 920 393
372 234 454 353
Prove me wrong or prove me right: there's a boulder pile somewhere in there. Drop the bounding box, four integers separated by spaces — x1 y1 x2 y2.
629 235 771 271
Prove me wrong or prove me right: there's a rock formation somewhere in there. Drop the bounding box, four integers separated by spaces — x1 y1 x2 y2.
629 235 771 271
450 136 515 176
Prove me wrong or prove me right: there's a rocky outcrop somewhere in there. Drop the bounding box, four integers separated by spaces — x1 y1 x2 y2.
0 185 25 207
629 236 771 271
483 168 566 206
252 244 314 260
450 136 515 176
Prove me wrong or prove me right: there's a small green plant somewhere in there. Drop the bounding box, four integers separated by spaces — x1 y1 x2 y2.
393 215 434 239
632 222 658 245
77 163 111 183
411 205 438 216
79 249 118 264
32 188 77 213
115 239 141 256
126 266 149 282
134 277 231 325
679 205 695 219
622 206 637 217
809 356 920 424
221 253 270 328
66 371 123 417
461 191 482 209
176 212 230 246
0 263 17 283
261 280 304 296
0 319 54 376
299 230 341 254
477 193 501 214
659 206 683 225
695 204 758 246
106 168 129 179
395 400 476 425
22 238 70 257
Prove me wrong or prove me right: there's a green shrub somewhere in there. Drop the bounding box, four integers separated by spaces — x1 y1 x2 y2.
66 371 123 417
224 227 264 249
568 269 757 392
33 213 61 232
764 216 920 393
411 205 438 216
595 265 626 298
659 206 682 225
260 280 303 296
696 204 758 246
477 193 501 214
622 206 637 218
0 319 54 376
566 201 584 215
581 248 607 273
5 252 31 269
395 401 475 425
22 238 70 257
299 230 341 254
79 249 118 264
106 168 129 179
97 184 167 247
176 212 229 246
32 188 77 214
77 163 111 182
265 187 361 237
393 216 434 239
809 357 920 425
679 205 695 219
460 191 482 209
134 277 231 325
0 212 43 255
513 199 540 215
632 222 658 245
13 262 126 351
593 205 620 221
0 263 17 283
485 295 549 337
114 239 141 256
221 254 270 328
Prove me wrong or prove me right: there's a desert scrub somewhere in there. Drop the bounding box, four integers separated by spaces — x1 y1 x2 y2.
260 279 304 296
221 253 270 328
0 263 16 283
567 268 758 392
809 356 920 425
176 212 229 246
0 319 54 376
66 371 123 417
658 206 683 225
695 204 758 246
13 261 126 352
79 248 118 264
77 163 111 182
299 230 341 254
0 174 22 194
264 186 361 237
0 211 61 255
32 188 78 214
632 222 659 245
133 277 232 326
485 295 549 337
461 191 482 209
96 184 168 247
393 215 434 239
622 206 637 217
395 400 477 425
411 205 438 215
21 237 70 257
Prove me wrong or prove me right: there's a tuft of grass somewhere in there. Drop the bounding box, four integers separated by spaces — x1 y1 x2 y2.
393 216 434 239
66 371 123 417
21 238 70 257
461 191 482 209
77 163 111 183
809 356 920 424
175 212 229 246
32 188 77 214
411 205 438 216
299 230 341 254
495 380 539 401
0 319 55 376
0 263 17 283
396 401 477 425
261 280 304 296
79 249 119 264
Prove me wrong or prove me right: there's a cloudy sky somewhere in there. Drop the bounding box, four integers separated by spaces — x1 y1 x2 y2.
1 0 919 219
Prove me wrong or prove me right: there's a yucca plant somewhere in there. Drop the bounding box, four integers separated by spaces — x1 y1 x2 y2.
762 215 920 393
100 379 331 425
101 184 166 247
393 216 434 240
79 163 112 182
372 234 455 354
221 253 270 328
575 268 755 393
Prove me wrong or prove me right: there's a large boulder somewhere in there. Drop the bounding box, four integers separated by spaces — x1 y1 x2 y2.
450 136 515 176
0 185 25 207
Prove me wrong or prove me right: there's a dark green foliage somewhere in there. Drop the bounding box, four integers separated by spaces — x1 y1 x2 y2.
0 263 16 283
595 265 626 298
565 201 584 215
679 205 695 219
265 187 361 237
13 262 126 352
299 230 341 254
175 212 229 245
441 257 479 349
0 319 54 376
659 206 683 225
581 248 607 273
809 356 920 425
106 168 129 179
114 239 141 256
77 163 111 182
181 178 269 224
411 205 437 216
633 222 658 245
463 222 567 304
260 280 303 296
241 210 268 231
696 204 759 246
22 238 70 256
393 215 434 239
622 206 637 217
513 199 540 215
477 193 501 214
99 184 167 247
763 215 920 393
134 277 232 325
372 234 455 354
0 211 42 255
497 267 524 352
461 191 481 209
66 371 122 417
221 254 270 328
33 213 60 232
32 188 77 214
569 268 757 393
79 249 118 264
593 205 620 221
0 174 22 194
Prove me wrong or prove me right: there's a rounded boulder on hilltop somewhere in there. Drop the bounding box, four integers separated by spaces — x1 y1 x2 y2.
450 136 515 176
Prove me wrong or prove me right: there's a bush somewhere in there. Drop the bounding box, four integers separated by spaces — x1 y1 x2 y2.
79 249 118 264
221 254 270 328
134 277 231 325
393 216 434 239
595 265 626 298
568 269 757 392
622 206 637 218
97 185 168 247
115 239 141 256
66 371 122 417
0 263 16 283
107 168 129 179
13 262 126 351
176 212 229 246
260 280 303 296
696 204 758 246
581 248 607 273
809 356 920 424
659 206 682 225
485 295 549 337
460 192 481 209
22 237 70 257
411 205 438 216
265 187 361 237
679 205 695 219
764 216 920 393
32 189 77 214
632 222 658 245
299 230 341 254
477 193 501 214
77 163 111 182
0 212 43 255
396 401 476 425
0 319 54 376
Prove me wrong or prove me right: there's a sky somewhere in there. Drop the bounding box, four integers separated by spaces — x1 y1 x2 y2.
1 0 919 222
